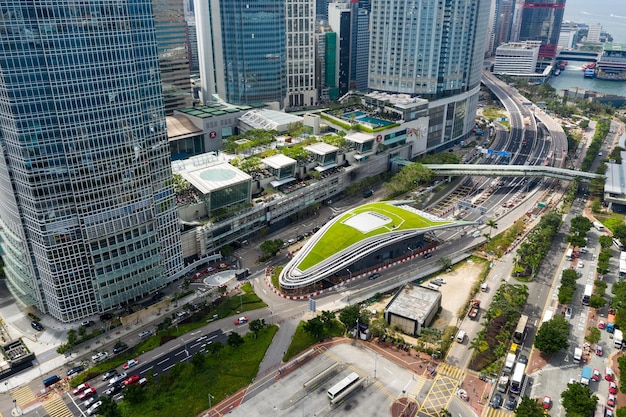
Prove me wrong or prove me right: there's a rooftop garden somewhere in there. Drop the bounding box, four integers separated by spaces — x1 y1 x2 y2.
296 202 451 271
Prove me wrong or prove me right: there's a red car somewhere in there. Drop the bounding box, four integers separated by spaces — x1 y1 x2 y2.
610 382 618 394
608 394 616 407
592 369 601 382
234 316 248 325
543 396 551 410
72 383 90 395
78 387 97 400
595 345 603 356
598 320 606 329
124 375 140 386
123 358 139 370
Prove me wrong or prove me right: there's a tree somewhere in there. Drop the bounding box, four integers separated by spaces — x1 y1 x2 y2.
320 310 335 325
67 329 77 346
438 256 452 271
515 396 545 417
303 316 325 340
339 304 361 330
248 319 266 338
123 383 145 404
585 327 601 344
561 382 597 417
615 224 626 242
589 295 606 309
569 216 593 236
486 218 498 238
260 239 284 256
227 332 244 348
599 235 613 249
191 352 207 369
534 316 570 354
207 341 223 356
97 395 122 417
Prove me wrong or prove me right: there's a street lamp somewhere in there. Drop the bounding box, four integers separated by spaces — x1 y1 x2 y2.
346 268 352 302
208 393 214 417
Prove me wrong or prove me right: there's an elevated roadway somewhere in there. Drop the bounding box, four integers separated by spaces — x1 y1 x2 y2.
424 164 600 181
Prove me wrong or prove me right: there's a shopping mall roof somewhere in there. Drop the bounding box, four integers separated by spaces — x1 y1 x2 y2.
166 114 203 140
239 109 303 132
262 154 297 169
304 142 339 155
172 156 251 195
345 132 375 144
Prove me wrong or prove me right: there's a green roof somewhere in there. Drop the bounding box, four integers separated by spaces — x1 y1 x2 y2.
296 202 451 271
604 43 626 52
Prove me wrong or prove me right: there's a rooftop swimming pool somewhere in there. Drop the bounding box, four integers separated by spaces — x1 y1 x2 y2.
341 111 394 128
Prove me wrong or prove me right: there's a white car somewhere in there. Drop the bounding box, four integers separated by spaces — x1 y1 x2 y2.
109 372 127 386
123 358 139 370
91 351 108 363
433 278 446 285
87 401 102 416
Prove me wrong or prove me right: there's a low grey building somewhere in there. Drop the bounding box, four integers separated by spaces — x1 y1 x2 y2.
384 284 441 335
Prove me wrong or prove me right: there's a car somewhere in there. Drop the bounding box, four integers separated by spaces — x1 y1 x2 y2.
138 377 148 386
424 253 433 259
113 342 128 354
433 278 446 285
91 351 108 363
606 367 614 381
67 365 84 377
543 396 551 410
506 395 517 410
205 267 214 273
87 400 103 416
72 383 90 395
518 355 528 364
78 387 97 400
369 273 380 280
100 313 113 321
593 369 601 382
608 394 616 407
234 316 248 325
598 320 606 329
219 262 229 269
596 345 603 356
577 262 584 269
103 383 123 396
565 307 573 320
123 358 139 370
491 393 503 408
610 381 618 394
109 372 127 386
606 407 614 417
124 375 140 386
31 321 43 331
138 330 152 340
83 396 98 408
102 370 118 381
81 320 95 327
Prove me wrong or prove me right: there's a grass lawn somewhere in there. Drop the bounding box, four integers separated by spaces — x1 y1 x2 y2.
297 202 450 270
119 326 278 417
595 212 625 232
284 320 345 361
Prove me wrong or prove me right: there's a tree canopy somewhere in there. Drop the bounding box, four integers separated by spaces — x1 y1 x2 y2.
260 239 284 256
515 396 545 417
383 162 433 196
534 315 570 354
561 382 598 417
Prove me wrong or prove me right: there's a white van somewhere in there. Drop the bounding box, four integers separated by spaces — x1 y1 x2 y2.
427 283 440 291
456 330 466 343
481 283 489 292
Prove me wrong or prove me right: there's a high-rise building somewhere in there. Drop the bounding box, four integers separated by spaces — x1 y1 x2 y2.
0 0 183 322
368 0 488 148
587 24 602 44
516 0 566 59
195 0 287 108
488 0 517 55
184 0 200 74
154 0 193 114
285 0 317 109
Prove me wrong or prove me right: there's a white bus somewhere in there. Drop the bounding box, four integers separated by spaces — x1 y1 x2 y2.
620 251 626 277
513 315 529 344
566 248 573 261
582 284 593 306
327 372 360 400
510 362 526 394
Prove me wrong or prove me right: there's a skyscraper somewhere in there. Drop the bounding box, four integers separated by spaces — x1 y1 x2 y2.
0 1 183 322
516 0 566 59
285 0 317 109
195 0 287 108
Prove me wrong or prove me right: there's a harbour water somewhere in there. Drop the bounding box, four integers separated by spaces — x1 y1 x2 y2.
549 62 626 97
563 0 626 44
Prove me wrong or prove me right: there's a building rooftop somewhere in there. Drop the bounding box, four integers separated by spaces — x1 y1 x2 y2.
345 132 375 144
605 152 626 195
385 284 442 323
304 142 339 155
497 41 541 50
172 156 251 195
262 154 297 169
166 114 203 140
239 109 303 131
176 103 263 119
604 43 626 52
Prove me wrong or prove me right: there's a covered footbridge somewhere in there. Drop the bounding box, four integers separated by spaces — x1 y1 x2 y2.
422 164 601 181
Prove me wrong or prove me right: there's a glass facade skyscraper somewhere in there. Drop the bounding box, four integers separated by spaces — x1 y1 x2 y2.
0 0 183 322
195 0 287 107
517 0 566 59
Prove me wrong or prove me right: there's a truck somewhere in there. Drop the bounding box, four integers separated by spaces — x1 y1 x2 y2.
504 352 516 373
594 221 605 231
607 310 616 333
574 347 583 363
497 375 509 393
468 299 480 320
581 365 592 385
614 329 623 349
566 248 573 260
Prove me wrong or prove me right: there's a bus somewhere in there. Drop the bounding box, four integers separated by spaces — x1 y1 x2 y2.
510 362 526 394
620 251 626 277
513 315 529 344
566 248 573 261
327 372 360 400
582 284 593 306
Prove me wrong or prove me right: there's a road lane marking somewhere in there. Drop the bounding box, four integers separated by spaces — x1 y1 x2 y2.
157 357 170 365
164 364 176 372
191 342 201 349
175 350 185 356
141 366 153 374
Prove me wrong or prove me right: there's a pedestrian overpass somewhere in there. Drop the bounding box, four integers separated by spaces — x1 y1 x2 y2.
422 164 601 181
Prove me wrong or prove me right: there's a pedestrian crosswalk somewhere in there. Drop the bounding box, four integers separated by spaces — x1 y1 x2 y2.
43 395 73 417
10 386 35 409
438 363 465 380
482 406 512 417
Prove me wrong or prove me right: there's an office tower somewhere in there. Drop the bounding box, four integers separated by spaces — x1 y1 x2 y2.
316 0 331 21
0 1 183 322
369 0 488 99
154 0 193 113
184 0 200 74
490 0 516 55
328 3 351 97
195 0 287 108
351 4 370 92
587 24 602 44
516 0 566 59
285 0 317 109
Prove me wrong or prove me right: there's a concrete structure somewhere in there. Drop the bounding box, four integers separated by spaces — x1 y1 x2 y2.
489 0 517 56
424 164 599 181
195 0 287 108
558 24 578 50
367 0 489 147
587 24 603 44
604 152 626 209
239 109 303 133
597 43 626 81
304 143 340 171
0 0 183 322
166 114 206 160
515 0 566 59
285 0 317 109
384 284 442 335
262 155 297 187
494 41 541 74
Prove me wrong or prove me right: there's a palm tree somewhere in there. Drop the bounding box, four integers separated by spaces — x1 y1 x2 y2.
486 218 498 238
